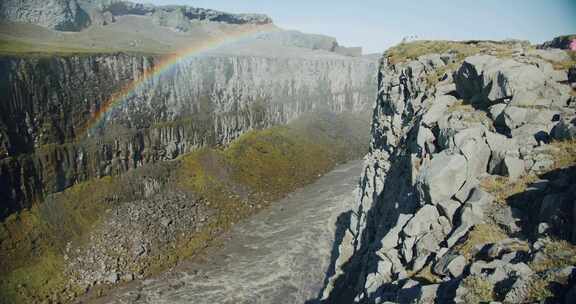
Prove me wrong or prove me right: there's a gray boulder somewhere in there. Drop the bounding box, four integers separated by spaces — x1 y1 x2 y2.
434 253 466 278
502 155 525 181
438 199 462 223
551 117 576 140
421 95 458 127
447 188 493 247
417 151 468 205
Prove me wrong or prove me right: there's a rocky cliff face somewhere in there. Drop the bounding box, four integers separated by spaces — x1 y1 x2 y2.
0 0 90 31
320 39 576 303
0 0 272 31
0 53 377 219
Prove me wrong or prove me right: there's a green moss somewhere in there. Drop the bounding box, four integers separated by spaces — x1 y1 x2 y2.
0 175 123 303
0 250 68 303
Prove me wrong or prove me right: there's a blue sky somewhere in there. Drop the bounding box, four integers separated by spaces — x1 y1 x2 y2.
136 0 576 53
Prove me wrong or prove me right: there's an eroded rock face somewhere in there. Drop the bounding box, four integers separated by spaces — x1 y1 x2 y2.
0 0 273 31
320 42 576 303
0 53 377 219
0 0 89 31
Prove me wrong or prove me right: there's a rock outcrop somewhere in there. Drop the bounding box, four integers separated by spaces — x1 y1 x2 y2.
0 0 272 31
320 40 576 303
539 35 576 50
0 0 90 31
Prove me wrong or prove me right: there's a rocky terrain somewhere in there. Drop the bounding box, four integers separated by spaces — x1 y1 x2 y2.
318 39 576 303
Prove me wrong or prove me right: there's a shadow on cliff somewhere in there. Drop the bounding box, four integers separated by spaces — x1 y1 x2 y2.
307 152 419 304
305 210 353 304
506 165 576 243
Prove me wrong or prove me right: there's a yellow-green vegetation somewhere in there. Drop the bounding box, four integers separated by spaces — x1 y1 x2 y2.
0 176 122 303
411 265 442 284
480 174 538 204
460 275 495 304
455 224 509 259
385 41 481 64
548 139 576 169
446 100 494 128
525 276 554 302
0 37 168 57
0 38 111 57
446 100 476 113
530 239 576 273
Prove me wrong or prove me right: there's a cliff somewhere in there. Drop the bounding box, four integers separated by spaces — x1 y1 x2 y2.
0 0 272 31
320 39 576 303
0 52 377 219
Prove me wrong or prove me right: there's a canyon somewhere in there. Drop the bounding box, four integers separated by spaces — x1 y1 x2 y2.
1 1 576 304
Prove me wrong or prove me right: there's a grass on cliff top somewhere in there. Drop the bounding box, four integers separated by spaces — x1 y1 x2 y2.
0 38 108 57
0 38 165 57
385 40 529 65
385 40 481 64
0 111 370 304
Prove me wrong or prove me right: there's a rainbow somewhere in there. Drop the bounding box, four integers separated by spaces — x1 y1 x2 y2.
80 25 279 138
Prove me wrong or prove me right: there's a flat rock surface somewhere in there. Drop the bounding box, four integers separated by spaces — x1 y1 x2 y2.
88 160 363 304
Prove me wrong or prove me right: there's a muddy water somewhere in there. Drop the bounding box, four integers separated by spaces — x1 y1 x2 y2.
90 160 363 304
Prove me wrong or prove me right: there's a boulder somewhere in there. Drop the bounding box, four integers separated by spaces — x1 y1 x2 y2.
422 95 458 127
379 214 413 252
416 125 436 154
438 199 462 223
434 253 466 278
417 152 468 205
502 156 525 181
551 117 576 140
491 206 522 234
403 205 440 237
485 131 520 175
447 188 493 247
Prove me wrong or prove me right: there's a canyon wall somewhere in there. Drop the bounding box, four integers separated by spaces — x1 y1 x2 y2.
0 53 377 218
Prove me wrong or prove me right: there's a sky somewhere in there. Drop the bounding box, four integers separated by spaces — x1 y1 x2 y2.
135 0 576 54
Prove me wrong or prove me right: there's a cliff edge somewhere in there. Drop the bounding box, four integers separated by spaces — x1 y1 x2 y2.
320 37 576 303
